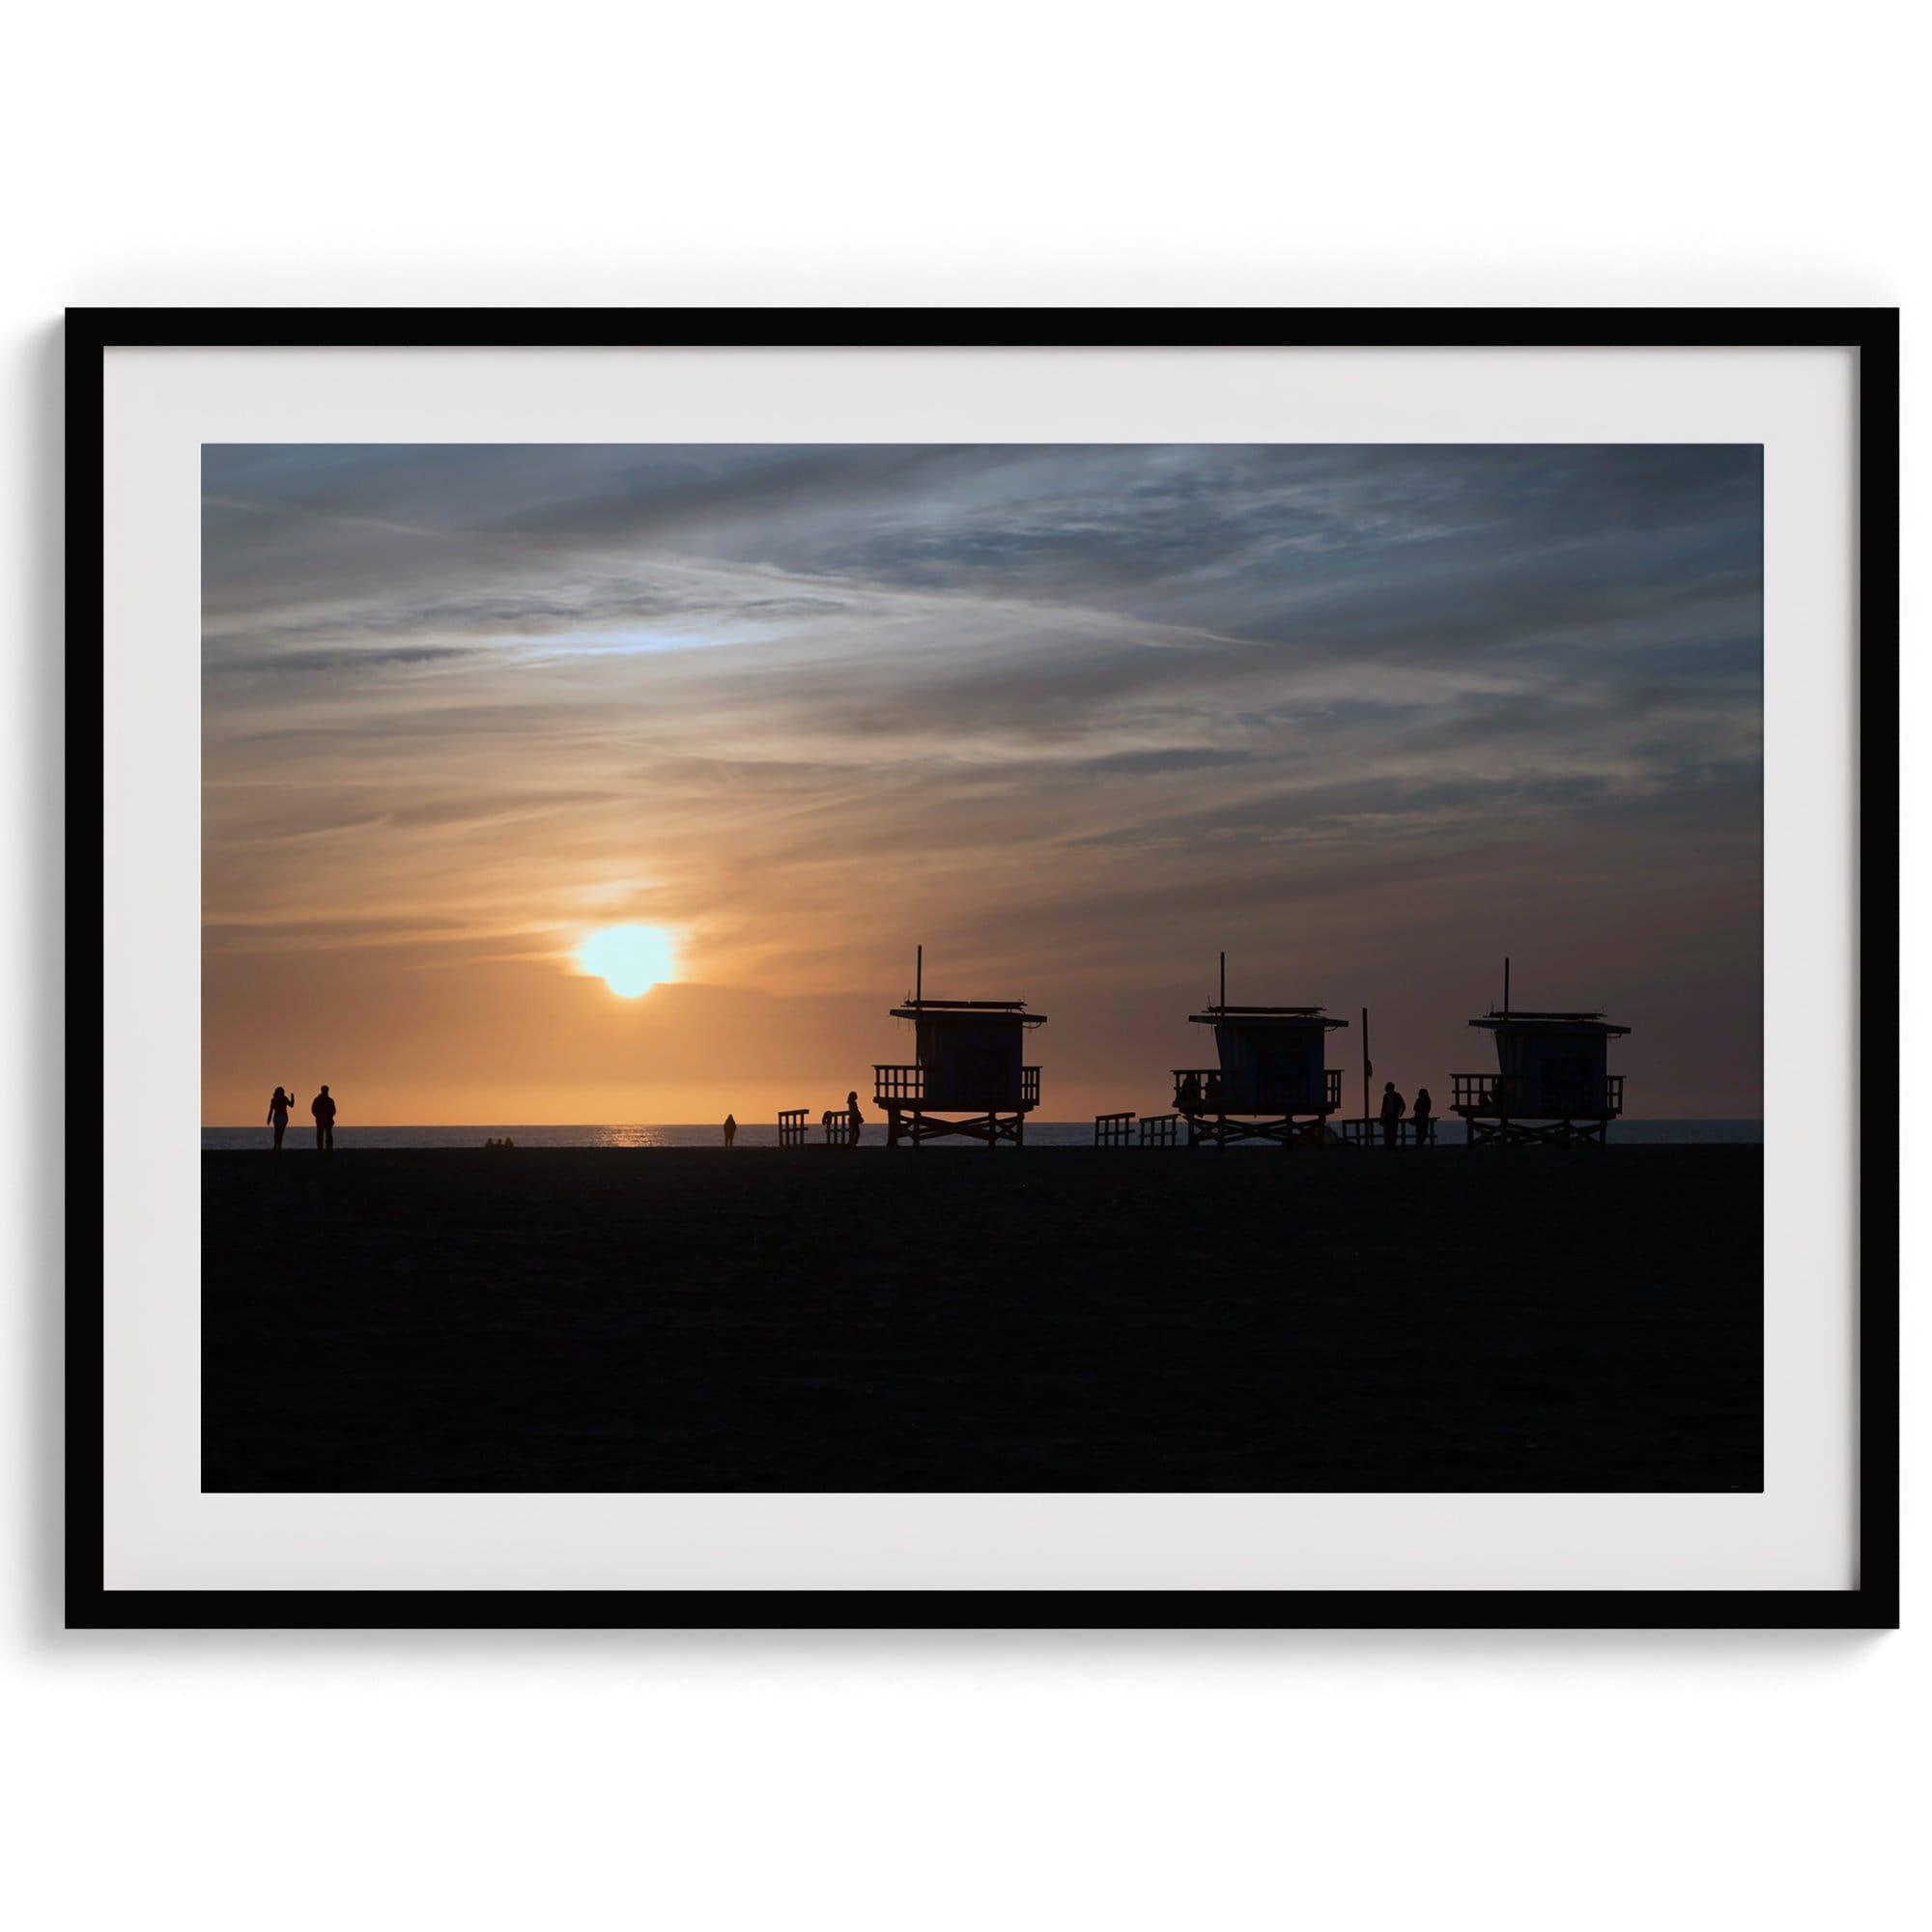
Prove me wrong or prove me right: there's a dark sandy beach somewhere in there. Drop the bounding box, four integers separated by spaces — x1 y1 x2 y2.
202 1147 1761 1492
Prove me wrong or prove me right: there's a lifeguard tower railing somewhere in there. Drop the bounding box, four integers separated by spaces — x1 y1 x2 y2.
778 1108 810 1149
874 1064 1042 1111
1172 1067 1344 1114
1450 1072 1625 1116
1339 1117 1440 1148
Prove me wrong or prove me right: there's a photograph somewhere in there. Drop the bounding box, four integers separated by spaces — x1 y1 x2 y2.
198 439 1766 1496
17 7 1918 1922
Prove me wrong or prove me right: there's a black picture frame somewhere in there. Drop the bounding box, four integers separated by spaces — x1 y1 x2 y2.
68 307 1899 1631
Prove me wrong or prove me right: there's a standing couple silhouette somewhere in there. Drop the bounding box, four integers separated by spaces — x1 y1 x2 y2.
267 1084 337 1151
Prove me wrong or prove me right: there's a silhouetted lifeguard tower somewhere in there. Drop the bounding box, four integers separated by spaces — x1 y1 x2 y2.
873 947 1045 1149
1173 953 1348 1148
1451 959 1630 1147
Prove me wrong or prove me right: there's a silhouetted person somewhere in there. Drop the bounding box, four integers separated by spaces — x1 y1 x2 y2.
311 1084 337 1151
1204 1069 1223 1111
1378 1081 1406 1151
1412 1087 1434 1147
1178 1071 1202 1114
845 1091 863 1150
723 1113 737 1149
266 1085 294 1151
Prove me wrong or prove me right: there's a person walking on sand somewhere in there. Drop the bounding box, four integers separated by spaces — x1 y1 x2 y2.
723 1113 737 1149
845 1090 864 1150
1378 1080 1406 1151
266 1085 295 1151
311 1083 337 1151
1412 1086 1434 1148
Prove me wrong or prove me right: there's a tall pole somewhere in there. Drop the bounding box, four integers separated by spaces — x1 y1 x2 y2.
1362 1007 1371 1126
1503 955 1510 1017
1219 950 1226 1010
916 943 923 1005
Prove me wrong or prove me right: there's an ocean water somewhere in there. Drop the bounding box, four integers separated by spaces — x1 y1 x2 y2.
204 1119 1763 1151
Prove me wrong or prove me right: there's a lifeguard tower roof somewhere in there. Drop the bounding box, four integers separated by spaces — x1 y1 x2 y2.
1187 1004 1349 1029
1472 1009 1629 1035
890 997 1046 1027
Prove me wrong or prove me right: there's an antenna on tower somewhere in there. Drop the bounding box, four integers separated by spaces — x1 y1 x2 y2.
1504 955 1511 1018
1219 950 1227 1009
916 943 923 1005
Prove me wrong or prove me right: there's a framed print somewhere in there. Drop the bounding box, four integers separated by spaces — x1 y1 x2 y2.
71 308 1897 1628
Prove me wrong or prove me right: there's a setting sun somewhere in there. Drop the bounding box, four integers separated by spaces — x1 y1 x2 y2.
579 924 676 998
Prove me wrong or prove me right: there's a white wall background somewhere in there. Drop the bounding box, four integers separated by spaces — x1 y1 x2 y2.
2 5 1918 1927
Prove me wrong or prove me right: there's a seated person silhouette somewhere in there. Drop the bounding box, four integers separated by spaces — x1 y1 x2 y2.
1203 1070 1223 1111
311 1084 337 1151
1178 1071 1202 1114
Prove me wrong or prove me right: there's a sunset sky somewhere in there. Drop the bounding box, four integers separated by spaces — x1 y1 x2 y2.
202 443 1761 1122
